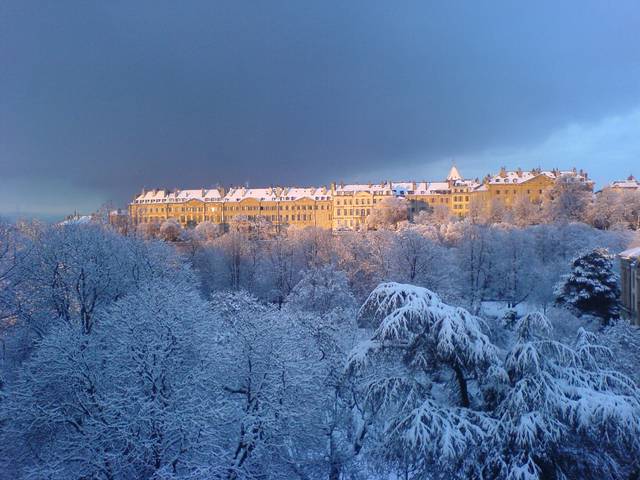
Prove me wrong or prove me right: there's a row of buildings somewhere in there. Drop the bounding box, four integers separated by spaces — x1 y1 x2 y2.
127 166 595 231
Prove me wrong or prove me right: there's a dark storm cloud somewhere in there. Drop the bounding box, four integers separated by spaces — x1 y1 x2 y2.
1 0 639 213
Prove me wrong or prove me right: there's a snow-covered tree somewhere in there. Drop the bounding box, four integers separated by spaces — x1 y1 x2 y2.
260 233 301 306
207 291 328 478
366 197 408 230
213 230 253 290
346 282 504 477
286 226 334 269
136 221 160 239
159 218 182 242
286 265 356 314
414 204 454 226
485 312 640 479
598 320 640 386
555 248 621 323
0 221 22 324
193 220 222 242
387 226 453 298
512 194 542 227
453 221 498 312
543 175 592 223
2 279 221 479
481 198 511 224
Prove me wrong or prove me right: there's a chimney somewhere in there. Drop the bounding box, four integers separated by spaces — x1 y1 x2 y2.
499 167 507 178
516 167 522 178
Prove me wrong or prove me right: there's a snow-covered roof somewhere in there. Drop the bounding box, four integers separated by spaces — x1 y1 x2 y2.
224 187 279 202
609 176 640 190
620 247 640 259
223 186 332 202
282 187 331 201
447 165 462 181
59 215 93 226
133 188 223 203
487 169 589 185
335 183 394 195
411 182 451 195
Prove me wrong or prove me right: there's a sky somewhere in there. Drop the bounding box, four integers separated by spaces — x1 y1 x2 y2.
1 1 639 217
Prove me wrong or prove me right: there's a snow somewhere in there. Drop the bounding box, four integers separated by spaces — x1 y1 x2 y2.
134 187 223 203
222 186 331 202
447 165 462 181
3 219 640 479
487 169 589 185
609 176 640 190
620 246 640 258
59 215 93 225
335 182 393 194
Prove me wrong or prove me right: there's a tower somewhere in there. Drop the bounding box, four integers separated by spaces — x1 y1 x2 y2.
447 164 462 182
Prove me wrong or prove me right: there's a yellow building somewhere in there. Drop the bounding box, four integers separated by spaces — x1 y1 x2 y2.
607 175 640 192
331 182 397 231
129 186 332 231
407 167 486 218
128 166 591 232
129 188 224 227
219 186 332 230
482 167 592 207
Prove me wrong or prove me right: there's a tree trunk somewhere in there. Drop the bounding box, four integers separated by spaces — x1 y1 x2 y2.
453 364 470 408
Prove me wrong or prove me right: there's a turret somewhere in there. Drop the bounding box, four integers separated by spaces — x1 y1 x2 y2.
447 165 462 182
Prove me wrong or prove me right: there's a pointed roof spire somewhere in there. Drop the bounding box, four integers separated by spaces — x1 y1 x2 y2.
447 164 462 181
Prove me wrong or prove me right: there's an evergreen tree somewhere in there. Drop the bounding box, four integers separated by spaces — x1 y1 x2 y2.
554 248 621 323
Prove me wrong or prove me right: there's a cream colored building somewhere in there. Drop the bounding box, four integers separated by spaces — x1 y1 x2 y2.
608 175 640 192
129 188 224 227
331 182 395 231
129 186 332 231
482 167 592 207
408 167 486 218
218 186 332 230
128 166 591 232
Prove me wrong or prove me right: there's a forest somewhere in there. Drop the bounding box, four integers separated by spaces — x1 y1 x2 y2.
1 209 639 479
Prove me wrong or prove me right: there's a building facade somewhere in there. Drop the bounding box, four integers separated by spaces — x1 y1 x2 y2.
607 175 640 192
620 247 640 326
129 186 332 231
127 166 591 232
482 167 592 207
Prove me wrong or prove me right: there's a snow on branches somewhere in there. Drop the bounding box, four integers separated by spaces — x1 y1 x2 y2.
346 282 504 476
555 248 621 323
486 311 640 480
